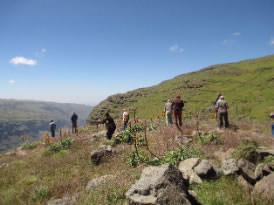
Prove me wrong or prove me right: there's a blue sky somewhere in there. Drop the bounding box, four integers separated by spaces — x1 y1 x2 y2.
0 0 273 105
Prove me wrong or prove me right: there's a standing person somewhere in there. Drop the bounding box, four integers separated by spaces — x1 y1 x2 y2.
122 109 129 130
165 99 173 126
49 120 56 138
270 112 274 136
172 95 184 128
214 93 222 120
71 112 78 134
101 112 116 140
216 96 229 129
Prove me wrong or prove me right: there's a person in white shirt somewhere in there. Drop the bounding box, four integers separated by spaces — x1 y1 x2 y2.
122 109 129 130
165 99 173 126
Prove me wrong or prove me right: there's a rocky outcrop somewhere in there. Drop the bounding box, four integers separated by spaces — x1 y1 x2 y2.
222 159 239 175
237 158 256 184
125 164 199 205
252 173 274 201
86 175 115 191
194 160 217 179
90 145 112 165
237 175 253 192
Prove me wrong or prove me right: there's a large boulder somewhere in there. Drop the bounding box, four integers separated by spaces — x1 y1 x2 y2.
237 158 256 184
222 159 239 175
256 147 274 158
86 175 115 191
194 160 216 178
90 145 112 164
253 173 274 201
125 164 199 205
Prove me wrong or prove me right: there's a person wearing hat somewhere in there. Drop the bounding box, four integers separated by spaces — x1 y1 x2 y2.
49 120 57 137
122 109 129 130
216 96 229 128
270 112 274 136
172 94 184 128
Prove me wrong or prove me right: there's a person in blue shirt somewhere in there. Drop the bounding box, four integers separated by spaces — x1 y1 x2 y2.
270 112 274 136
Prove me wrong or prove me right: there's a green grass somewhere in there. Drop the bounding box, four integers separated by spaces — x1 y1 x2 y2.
88 55 274 122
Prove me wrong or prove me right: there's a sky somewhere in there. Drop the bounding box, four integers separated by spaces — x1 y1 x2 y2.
0 0 274 105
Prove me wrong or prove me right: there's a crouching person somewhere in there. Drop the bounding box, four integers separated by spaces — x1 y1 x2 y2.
101 112 116 140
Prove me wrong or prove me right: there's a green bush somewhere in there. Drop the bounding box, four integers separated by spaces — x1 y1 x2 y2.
114 124 144 145
21 141 39 149
148 146 203 166
197 132 223 145
128 150 150 167
32 186 49 202
48 138 73 153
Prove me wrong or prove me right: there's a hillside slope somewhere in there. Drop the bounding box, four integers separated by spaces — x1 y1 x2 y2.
0 99 92 152
88 55 274 122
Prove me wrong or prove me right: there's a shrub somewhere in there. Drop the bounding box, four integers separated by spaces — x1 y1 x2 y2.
197 132 223 145
114 124 144 145
21 141 39 149
148 146 203 166
48 138 73 153
128 150 150 167
32 186 49 202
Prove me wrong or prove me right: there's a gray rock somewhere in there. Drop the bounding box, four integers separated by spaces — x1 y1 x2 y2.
253 173 274 201
188 190 197 198
178 158 200 173
222 159 239 175
189 172 202 184
194 160 216 178
0 163 8 169
126 164 196 205
213 167 223 178
47 196 76 205
256 147 274 158
86 175 115 191
255 163 264 180
90 145 112 164
176 136 193 145
237 175 253 192
267 161 274 171
237 158 256 184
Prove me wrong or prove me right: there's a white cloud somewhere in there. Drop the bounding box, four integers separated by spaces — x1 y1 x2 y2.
232 32 241 36
10 56 37 66
270 38 274 46
169 44 184 53
222 39 235 45
41 48 47 53
8 80 15 85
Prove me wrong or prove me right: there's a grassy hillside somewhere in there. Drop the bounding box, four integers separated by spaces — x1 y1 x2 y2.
88 55 274 122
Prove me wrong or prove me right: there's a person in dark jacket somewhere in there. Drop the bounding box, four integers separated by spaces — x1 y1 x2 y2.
49 120 56 137
172 95 184 127
101 112 116 140
71 112 78 134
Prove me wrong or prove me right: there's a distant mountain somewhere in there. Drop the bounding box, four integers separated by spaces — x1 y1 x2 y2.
88 55 274 122
0 99 92 152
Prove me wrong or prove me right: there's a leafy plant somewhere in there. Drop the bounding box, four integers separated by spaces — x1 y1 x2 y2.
128 150 150 167
32 186 49 202
148 146 203 166
21 141 39 149
198 132 223 145
48 138 73 153
114 124 144 145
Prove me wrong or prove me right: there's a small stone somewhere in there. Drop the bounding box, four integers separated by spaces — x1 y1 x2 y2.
178 158 200 173
86 175 115 191
0 163 8 169
47 196 76 205
255 163 264 180
189 172 202 184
